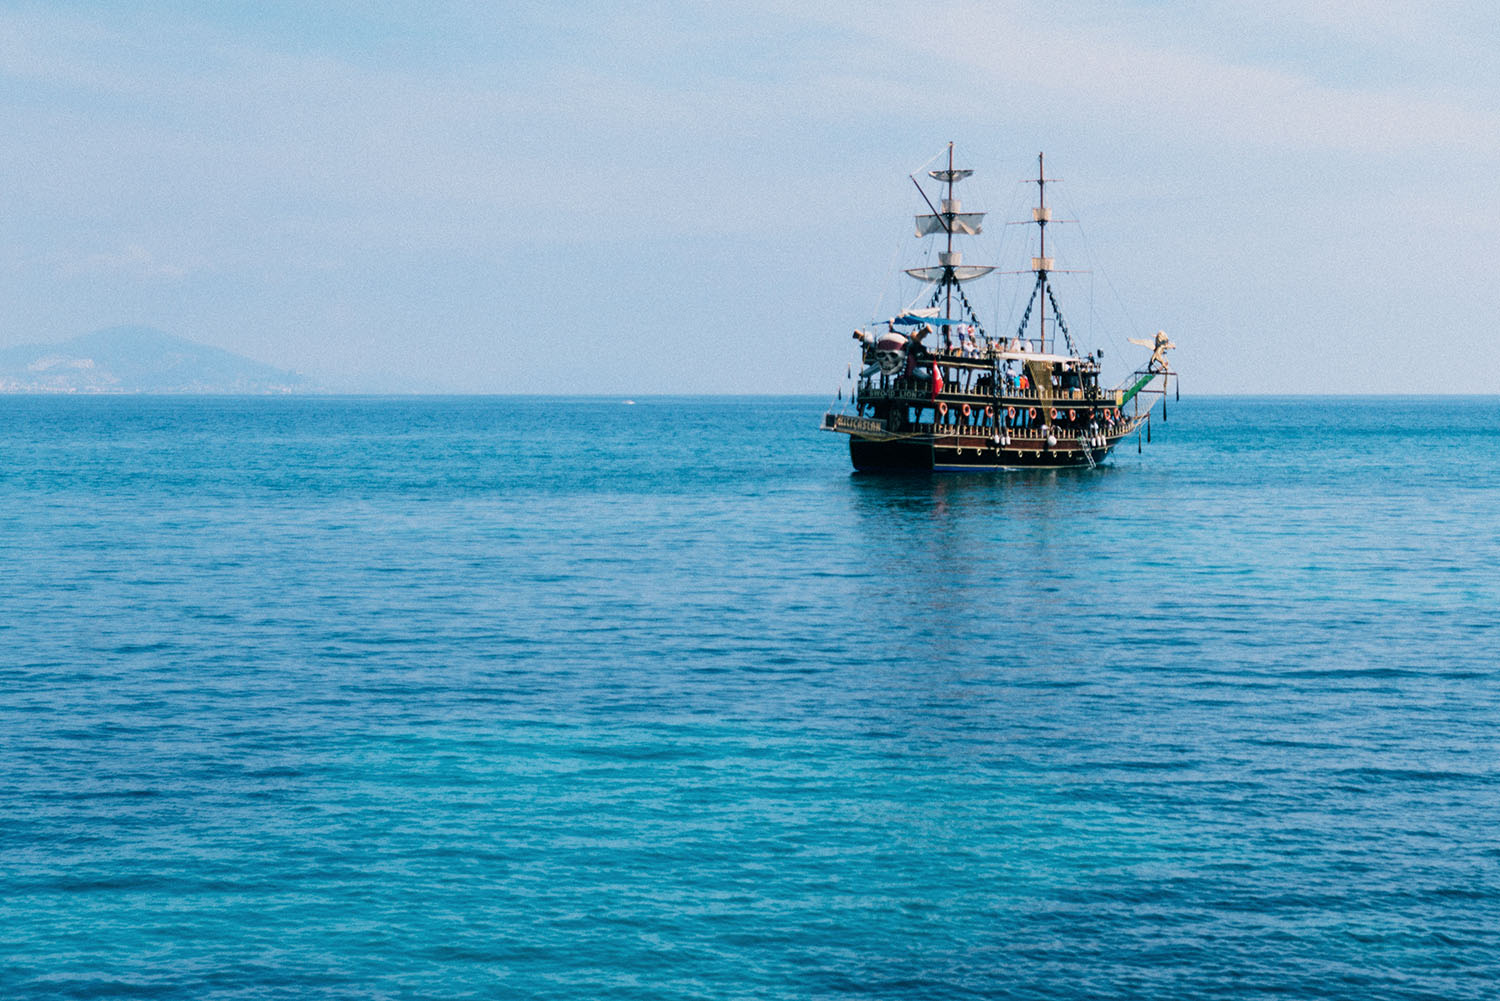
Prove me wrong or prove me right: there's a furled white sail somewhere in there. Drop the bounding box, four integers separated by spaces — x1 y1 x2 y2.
914 212 985 237
904 265 996 283
928 168 973 182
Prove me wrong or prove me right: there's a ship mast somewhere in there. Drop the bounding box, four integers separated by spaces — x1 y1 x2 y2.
1007 152 1063 354
904 144 994 347
944 142 954 334
1035 153 1051 353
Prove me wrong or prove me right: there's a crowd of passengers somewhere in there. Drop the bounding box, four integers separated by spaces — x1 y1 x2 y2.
889 365 1095 395
869 402 1129 433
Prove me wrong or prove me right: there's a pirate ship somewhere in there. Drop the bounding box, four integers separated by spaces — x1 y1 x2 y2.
822 144 1176 471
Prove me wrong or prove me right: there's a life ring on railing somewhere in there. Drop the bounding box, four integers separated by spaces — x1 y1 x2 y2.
1068 409 1076 421
1028 407 1037 420
961 403 971 418
984 405 994 420
937 401 948 417
1050 408 1059 420
1006 407 1016 419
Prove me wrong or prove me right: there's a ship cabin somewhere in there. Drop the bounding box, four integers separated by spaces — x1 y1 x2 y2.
852 338 1128 439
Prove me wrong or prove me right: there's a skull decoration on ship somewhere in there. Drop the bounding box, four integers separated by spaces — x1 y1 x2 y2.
854 325 932 380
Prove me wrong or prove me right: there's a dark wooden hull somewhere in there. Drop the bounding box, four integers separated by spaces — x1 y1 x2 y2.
850 432 1128 472
849 437 933 470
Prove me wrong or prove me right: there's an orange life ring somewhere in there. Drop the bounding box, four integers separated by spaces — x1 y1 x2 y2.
1028 407 1037 419
961 403 971 417
1006 407 1016 419
937 401 948 417
1068 409 1076 421
1051 408 1059 420
984 405 994 419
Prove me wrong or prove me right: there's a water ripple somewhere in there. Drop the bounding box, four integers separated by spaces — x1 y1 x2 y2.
2 396 1498 1000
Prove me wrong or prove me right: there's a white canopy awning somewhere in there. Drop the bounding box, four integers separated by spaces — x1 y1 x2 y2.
997 350 1084 364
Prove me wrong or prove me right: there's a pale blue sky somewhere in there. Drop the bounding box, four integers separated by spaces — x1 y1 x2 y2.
1 1 1497 393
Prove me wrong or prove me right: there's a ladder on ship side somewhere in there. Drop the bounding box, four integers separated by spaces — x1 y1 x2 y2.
1077 433 1097 469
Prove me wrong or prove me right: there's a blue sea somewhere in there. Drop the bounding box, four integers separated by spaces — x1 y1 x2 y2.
3 395 1498 1000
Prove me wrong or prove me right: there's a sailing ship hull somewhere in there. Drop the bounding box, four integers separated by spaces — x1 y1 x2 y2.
848 431 1129 472
826 400 1143 472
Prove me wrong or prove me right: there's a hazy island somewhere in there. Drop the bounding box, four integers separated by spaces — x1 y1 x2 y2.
0 327 307 394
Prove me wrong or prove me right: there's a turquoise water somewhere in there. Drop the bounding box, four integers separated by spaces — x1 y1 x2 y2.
3 395 1498 999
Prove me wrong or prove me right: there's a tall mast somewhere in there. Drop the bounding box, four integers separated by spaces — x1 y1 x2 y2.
904 144 993 339
1037 152 1047 353
944 142 954 335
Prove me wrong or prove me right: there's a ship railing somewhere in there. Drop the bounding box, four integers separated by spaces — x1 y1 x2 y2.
858 381 1108 404
920 424 1124 438
858 384 1023 402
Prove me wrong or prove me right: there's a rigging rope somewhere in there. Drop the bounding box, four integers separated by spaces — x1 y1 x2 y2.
954 283 986 339
1046 285 1077 356
1014 277 1041 344
920 278 990 343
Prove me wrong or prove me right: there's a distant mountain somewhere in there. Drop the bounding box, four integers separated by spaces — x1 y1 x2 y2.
0 327 308 394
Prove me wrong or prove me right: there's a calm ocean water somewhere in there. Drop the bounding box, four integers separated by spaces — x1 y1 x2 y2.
3 395 1498 1000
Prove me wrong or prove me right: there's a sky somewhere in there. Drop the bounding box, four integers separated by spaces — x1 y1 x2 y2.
1 1 1497 394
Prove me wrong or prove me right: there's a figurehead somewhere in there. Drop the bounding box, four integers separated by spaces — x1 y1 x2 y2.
1129 330 1176 372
